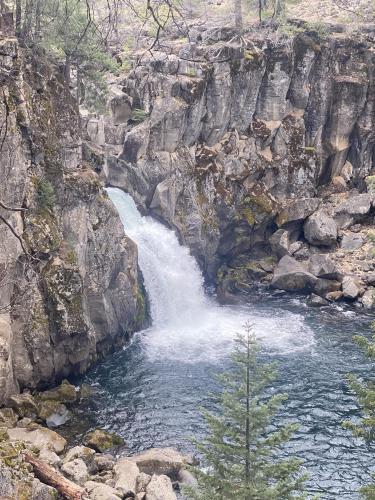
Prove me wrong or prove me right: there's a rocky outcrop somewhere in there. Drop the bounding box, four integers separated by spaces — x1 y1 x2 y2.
94 22 375 308
0 405 189 500
0 38 146 404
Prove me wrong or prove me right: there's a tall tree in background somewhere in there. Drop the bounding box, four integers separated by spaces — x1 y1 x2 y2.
234 0 243 29
185 323 307 500
273 0 285 18
344 325 375 499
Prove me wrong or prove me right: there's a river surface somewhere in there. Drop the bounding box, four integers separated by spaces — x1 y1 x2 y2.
72 188 374 499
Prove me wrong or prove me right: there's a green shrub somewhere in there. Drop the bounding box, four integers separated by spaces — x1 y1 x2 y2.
36 178 56 211
131 108 149 124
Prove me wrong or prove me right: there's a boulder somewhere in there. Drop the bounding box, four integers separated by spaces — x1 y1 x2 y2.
341 233 364 252
85 481 122 500
276 198 320 226
271 256 318 292
304 212 338 247
63 446 96 473
307 294 329 307
129 448 189 478
145 474 177 500
360 288 375 309
114 458 139 496
84 429 124 452
94 453 115 472
7 425 66 454
136 472 152 493
313 279 341 297
335 193 373 216
38 400 71 428
39 381 77 404
7 393 39 418
289 241 304 256
61 458 88 486
269 229 290 258
342 276 363 300
38 448 61 466
31 479 58 500
121 121 150 163
334 193 373 228
308 254 340 280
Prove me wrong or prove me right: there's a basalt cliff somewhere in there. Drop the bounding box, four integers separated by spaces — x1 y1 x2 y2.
2 22 375 403
88 23 375 308
0 38 146 404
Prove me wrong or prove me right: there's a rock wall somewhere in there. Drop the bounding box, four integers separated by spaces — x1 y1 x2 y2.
98 23 375 308
0 38 146 404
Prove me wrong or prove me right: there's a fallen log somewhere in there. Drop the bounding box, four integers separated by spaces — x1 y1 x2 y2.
23 452 85 500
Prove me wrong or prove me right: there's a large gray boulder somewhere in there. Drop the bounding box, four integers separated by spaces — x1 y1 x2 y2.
61 458 88 486
304 211 338 246
342 276 364 299
271 256 318 292
145 475 177 500
85 481 122 500
334 193 373 228
7 425 67 454
341 233 365 252
114 458 140 497
307 254 341 280
276 198 321 226
313 279 342 297
361 288 375 309
269 229 290 258
129 448 189 478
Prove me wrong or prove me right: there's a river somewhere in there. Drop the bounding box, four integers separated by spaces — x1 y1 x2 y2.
71 188 374 499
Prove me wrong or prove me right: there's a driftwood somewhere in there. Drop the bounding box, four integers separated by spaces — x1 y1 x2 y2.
23 452 85 500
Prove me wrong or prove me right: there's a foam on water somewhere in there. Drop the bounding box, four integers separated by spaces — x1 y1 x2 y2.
107 187 315 363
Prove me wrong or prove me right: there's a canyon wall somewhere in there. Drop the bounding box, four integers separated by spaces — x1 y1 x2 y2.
0 38 146 404
98 23 375 307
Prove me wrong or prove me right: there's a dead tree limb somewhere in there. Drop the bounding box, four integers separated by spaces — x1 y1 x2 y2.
24 452 85 500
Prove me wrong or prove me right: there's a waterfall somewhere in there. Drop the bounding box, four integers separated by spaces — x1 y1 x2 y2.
107 187 210 328
107 187 314 362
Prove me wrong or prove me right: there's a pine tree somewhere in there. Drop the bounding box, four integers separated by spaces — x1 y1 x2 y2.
185 323 307 500
344 324 375 499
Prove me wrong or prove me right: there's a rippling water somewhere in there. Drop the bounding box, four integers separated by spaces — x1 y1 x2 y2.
68 189 375 499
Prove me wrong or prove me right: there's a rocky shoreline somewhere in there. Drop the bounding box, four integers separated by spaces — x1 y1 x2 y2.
0 380 193 499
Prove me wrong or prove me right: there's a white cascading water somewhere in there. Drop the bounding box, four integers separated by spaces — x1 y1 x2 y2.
107 188 315 362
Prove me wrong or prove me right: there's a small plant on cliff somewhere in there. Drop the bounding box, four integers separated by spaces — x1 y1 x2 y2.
344 323 375 498
185 323 307 500
130 108 149 124
36 178 56 211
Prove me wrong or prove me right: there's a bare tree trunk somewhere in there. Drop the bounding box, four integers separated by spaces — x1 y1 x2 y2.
22 0 34 41
24 452 84 500
15 0 22 37
64 54 71 86
35 0 41 40
274 0 285 18
234 0 243 30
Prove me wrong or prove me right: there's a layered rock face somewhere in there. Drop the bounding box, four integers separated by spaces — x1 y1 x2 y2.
0 38 146 404
98 24 375 306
